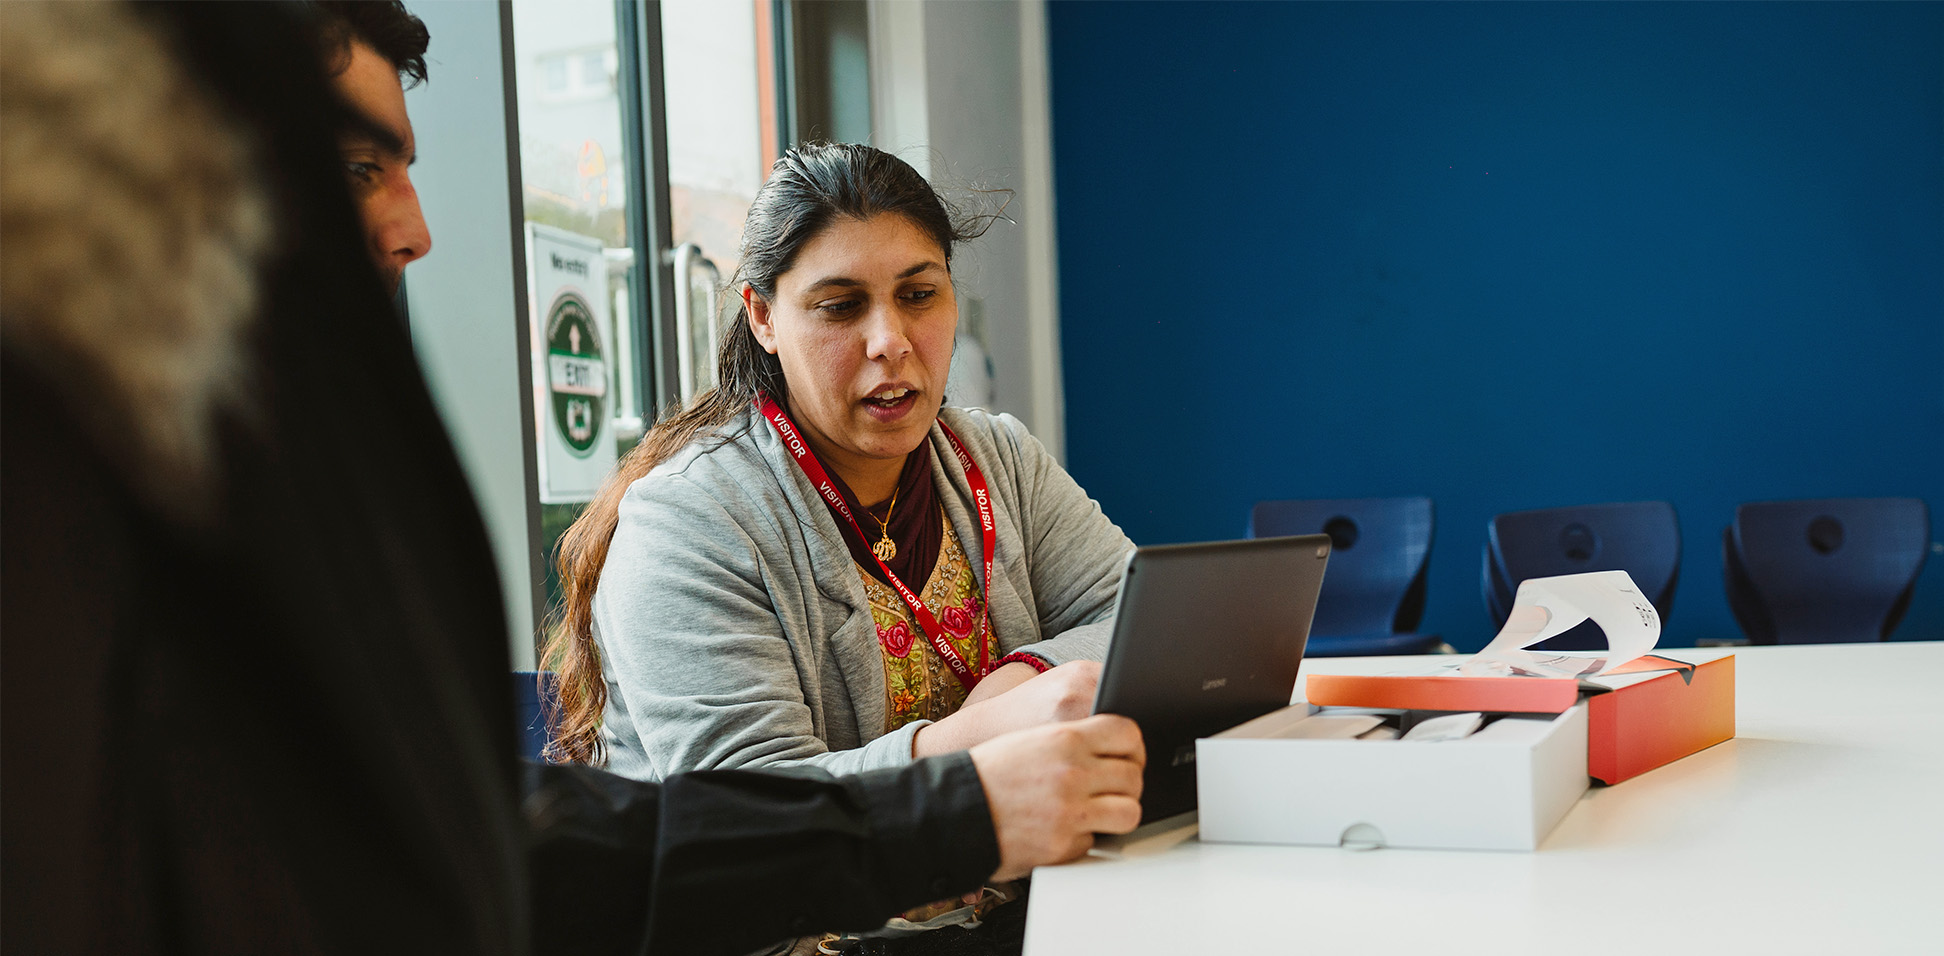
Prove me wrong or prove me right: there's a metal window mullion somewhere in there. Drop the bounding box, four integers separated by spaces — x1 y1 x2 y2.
616 0 679 421
773 0 799 148
497 0 547 653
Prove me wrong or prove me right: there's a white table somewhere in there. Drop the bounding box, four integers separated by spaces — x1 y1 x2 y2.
1024 642 1944 955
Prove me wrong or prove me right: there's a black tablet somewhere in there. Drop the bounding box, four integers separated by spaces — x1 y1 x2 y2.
1092 534 1331 824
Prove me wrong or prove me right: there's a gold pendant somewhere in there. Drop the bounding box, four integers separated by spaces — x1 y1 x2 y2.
873 534 898 562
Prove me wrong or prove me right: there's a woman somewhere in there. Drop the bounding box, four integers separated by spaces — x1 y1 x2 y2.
546 144 1134 783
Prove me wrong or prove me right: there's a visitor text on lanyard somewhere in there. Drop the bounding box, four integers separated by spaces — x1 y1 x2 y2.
757 394 995 690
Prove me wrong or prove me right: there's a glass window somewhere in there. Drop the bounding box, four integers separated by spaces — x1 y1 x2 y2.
509 0 638 612
785 0 872 145
662 0 766 401
504 1 786 624
581 50 609 92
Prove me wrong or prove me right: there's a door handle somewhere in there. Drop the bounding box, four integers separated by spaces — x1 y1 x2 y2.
667 243 722 398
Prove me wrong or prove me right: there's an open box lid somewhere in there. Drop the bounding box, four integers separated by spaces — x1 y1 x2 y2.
1305 654 1700 713
1307 569 1682 712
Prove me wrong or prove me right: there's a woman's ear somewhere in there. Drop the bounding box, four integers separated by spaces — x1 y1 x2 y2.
744 287 779 355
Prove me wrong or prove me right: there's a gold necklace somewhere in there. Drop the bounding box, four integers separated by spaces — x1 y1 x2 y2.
870 484 900 562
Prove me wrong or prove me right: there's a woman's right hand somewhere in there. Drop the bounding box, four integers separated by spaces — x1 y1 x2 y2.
913 660 1102 757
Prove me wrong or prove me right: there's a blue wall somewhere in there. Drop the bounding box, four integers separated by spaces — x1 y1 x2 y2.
1047 1 1944 651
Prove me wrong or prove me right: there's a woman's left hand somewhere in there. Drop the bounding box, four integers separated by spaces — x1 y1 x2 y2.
913 660 1102 757
962 660 1041 707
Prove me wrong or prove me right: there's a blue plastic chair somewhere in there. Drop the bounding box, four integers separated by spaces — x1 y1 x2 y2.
1248 496 1443 656
1482 501 1681 651
1723 497 1930 644
511 670 560 762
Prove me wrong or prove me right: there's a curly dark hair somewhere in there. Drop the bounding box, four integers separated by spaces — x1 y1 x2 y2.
311 0 429 86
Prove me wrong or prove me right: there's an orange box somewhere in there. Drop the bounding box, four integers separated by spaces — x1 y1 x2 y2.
1584 655 1735 784
1304 654 1736 785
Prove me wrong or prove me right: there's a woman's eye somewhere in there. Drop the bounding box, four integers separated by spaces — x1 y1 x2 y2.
343 161 377 184
902 289 936 304
817 299 860 316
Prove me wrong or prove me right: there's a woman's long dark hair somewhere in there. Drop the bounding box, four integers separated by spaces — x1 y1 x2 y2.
542 143 993 764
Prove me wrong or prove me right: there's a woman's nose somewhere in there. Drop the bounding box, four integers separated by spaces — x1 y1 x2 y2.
863 305 912 361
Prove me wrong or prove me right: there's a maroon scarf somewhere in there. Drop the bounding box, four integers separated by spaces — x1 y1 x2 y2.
819 442 943 588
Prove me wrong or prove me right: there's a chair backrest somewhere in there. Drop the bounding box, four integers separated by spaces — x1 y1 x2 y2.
511 670 560 762
1725 497 1930 644
1249 496 1432 636
1483 501 1681 650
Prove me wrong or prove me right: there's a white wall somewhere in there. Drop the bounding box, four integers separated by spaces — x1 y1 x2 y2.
868 0 1067 460
406 2 541 667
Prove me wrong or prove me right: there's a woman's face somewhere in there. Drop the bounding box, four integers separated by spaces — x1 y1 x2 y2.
747 213 956 489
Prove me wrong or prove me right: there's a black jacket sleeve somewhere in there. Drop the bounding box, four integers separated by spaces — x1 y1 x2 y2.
524 754 1001 956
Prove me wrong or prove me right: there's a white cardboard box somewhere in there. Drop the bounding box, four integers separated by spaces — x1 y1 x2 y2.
1195 703 1589 851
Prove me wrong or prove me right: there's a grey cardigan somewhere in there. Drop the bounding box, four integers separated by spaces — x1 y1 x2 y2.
592 405 1134 782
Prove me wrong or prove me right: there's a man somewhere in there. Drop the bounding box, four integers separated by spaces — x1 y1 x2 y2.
0 3 1142 954
314 0 431 295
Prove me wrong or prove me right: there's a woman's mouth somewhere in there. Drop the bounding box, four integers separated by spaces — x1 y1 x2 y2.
862 386 918 417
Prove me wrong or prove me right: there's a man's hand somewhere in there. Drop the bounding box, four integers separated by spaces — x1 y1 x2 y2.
968 714 1145 881
913 661 1102 757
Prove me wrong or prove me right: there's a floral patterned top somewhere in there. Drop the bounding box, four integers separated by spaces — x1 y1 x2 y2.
857 511 996 732
845 512 1019 937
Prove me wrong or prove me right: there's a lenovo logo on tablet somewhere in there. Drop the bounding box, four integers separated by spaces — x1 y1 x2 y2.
1201 677 1228 691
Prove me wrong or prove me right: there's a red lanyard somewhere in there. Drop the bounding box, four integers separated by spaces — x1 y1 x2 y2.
757 394 995 690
